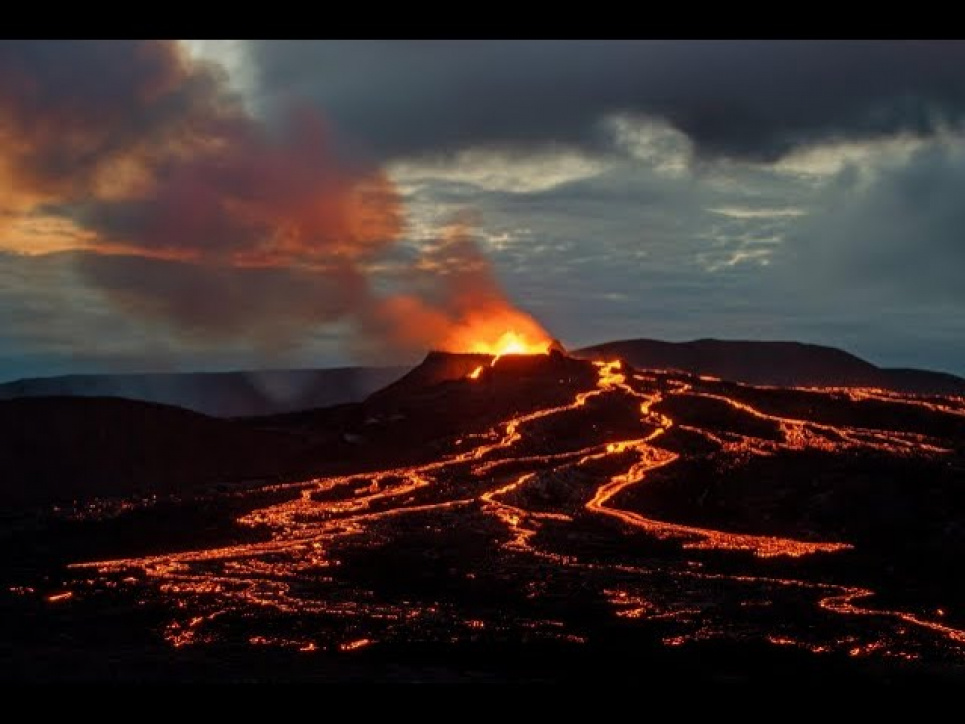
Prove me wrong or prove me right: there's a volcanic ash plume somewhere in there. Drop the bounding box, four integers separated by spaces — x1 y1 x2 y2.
361 219 553 358
0 40 552 359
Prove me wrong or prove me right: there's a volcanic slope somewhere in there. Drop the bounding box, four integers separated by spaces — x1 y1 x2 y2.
6 351 965 680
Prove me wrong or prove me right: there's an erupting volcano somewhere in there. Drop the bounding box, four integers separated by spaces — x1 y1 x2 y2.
7 218 965 680
7 38 965 685
8 331 965 682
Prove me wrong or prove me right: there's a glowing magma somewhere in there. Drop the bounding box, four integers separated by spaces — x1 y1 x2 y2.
69 353 965 659
443 311 552 358
471 330 549 357
462 328 551 380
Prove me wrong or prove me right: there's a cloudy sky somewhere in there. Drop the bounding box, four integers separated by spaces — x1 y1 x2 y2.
2 39 965 381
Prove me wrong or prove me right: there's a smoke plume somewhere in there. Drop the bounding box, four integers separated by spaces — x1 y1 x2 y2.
0 40 550 359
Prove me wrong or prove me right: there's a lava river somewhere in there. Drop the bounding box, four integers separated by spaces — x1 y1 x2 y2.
61 355 965 665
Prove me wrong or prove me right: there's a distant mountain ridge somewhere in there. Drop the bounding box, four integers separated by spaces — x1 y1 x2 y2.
0 366 409 418
0 339 961 422
574 338 965 395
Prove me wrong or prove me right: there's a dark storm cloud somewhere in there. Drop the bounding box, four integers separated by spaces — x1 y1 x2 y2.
0 40 223 196
787 144 965 306
250 40 965 161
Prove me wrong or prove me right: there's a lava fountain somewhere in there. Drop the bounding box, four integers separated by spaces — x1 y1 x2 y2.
471 330 550 357
441 310 554 358
446 313 555 381
437 301 556 382
363 214 558 364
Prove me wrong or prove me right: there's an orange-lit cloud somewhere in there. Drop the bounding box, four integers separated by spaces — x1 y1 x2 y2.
0 41 549 357
358 218 552 357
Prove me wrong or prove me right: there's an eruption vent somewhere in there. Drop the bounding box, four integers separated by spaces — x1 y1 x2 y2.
359 218 555 359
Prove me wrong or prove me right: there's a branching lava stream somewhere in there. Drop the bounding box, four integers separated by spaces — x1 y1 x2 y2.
61 352 965 664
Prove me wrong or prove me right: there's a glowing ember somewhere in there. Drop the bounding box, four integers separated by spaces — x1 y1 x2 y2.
468 365 484 380
339 638 373 651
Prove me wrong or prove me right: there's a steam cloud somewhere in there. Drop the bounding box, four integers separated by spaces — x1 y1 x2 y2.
0 40 548 359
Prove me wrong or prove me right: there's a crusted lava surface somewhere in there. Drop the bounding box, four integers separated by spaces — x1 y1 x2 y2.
4 351 965 682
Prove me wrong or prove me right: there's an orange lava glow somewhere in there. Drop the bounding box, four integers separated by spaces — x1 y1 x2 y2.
467 330 551 358
437 300 554 360
66 351 965 661
339 638 372 651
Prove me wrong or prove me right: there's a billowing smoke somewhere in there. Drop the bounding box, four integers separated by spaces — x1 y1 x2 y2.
0 40 550 359
358 217 551 357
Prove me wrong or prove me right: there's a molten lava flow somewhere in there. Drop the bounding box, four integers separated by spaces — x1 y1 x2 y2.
65 350 965 662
